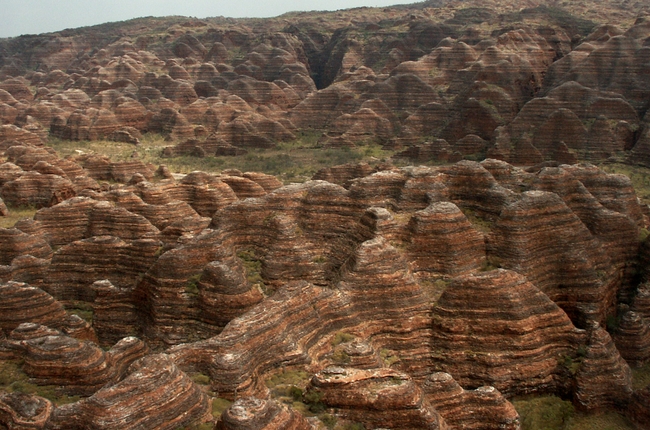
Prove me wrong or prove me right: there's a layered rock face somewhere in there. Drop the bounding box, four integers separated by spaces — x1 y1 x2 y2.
423 372 519 430
0 227 52 265
573 322 633 410
486 190 613 325
19 334 147 396
0 149 645 428
612 310 650 367
407 201 486 276
430 269 585 396
306 366 447 429
0 281 93 341
47 354 211 430
216 397 313 430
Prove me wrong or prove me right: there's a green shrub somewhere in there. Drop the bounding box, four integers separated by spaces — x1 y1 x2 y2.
331 349 351 364
288 386 303 401
211 398 232 417
185 273 202 295
303 389 325 413
312 255 327 264
380 349 400 366
191 373 210 385
319 413 337 429
606 314 622 332
331 332 355 346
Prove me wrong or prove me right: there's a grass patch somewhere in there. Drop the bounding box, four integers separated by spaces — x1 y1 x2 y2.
419 277 450 303
190 373 210 385
632 362 650 390
49 134 167 163
186 423 215 430
266 368 314 413
65 301 94 323
338 423 365 430
0 360 81 405
460 208 493 234
566 412 635 430
0 205 38 229
514 395 575 430
514 395 637 430
48 133 396 183
266 369 310 391
236 248 272 295
639 228 649 242
599 162 650 205
211 397 232 417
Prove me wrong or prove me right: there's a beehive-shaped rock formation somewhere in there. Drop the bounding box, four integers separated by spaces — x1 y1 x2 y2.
573 322 633 410
46 353 211 430
487 191 612 325
19 334 147 396
423 372 520 430
307 366 447 430
431 269 585 395
216 397 313 430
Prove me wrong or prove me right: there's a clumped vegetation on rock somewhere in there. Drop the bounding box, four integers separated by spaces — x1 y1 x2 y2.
1 0 650 428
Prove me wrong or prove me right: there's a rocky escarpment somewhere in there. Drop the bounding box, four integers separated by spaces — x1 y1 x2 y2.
0 1 648 167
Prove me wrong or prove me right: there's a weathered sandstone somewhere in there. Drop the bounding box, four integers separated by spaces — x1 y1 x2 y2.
46 353 210 430
0 392 53 430
19 334 147 396
216 397 313 430
573 322 633 410
307 366 447 429
430 269 585 396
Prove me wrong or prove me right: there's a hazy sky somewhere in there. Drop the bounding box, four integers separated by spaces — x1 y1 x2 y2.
0 0 413 38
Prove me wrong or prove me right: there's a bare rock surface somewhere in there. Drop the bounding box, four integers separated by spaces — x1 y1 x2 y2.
423 372 519 430
47 353 210 430
431 269 585 396
307 366 447 429
217 397 313 430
